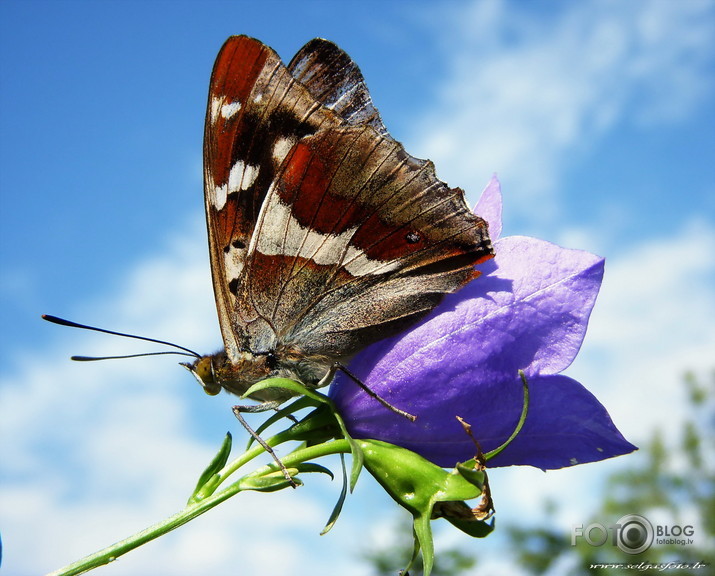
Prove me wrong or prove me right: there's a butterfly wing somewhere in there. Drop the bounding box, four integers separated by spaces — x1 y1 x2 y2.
236 124 493 358
287 38 388 136
204 36 341 360
205 36 493 370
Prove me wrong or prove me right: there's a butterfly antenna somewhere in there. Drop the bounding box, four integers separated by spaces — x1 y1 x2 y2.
41 314 202 360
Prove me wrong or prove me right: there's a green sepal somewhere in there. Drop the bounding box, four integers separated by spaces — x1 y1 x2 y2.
287 395 366 528
289 405 362 532
324 407 363 493
288 401 365 528
413 511 435 576
406 528 423 576
188 432 232 504
275 388 365 493
454 461 487 489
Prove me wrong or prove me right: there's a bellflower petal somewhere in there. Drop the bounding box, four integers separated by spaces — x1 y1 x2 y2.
330 179 635 470
484 374 636 468
474 174 503 240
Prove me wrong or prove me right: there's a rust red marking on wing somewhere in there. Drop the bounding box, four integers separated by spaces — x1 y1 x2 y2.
213 194 242 249
208 37 270 189
272 133 375 236
350 215 428 260
278 139 334 211
271 131 489 265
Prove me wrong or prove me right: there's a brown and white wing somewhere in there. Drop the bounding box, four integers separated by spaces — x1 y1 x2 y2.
203 36 341 360
287 38 388 136
235 125 494 358
205 36 493 363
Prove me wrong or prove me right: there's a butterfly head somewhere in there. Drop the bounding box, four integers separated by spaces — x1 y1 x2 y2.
182 356 222 396
181 349 288 400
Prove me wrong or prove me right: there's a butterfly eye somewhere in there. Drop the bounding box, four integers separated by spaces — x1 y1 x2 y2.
190 357 222 396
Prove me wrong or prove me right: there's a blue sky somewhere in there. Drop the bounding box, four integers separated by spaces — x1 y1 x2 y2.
1 1 714 574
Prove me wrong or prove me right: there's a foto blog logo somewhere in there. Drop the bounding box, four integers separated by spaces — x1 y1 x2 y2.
572 514 695 554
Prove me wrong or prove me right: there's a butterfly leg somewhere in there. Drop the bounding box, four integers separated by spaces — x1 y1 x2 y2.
334 363 417 422
232 403 298 488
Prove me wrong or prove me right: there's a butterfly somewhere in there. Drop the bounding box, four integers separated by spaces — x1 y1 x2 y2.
184 35 494 409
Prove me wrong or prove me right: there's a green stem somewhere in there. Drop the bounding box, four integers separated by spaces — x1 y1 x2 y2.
252 439 351 476
46 439 352 576
484 370 530 461
45 482 241 576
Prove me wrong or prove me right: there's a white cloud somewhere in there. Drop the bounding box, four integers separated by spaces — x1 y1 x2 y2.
408 0 714 213
575 218 715 441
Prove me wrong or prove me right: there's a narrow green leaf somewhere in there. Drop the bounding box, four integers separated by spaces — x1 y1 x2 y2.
412 512 435 576
242 377 323 403
294 462 334 479
238 470 303 492
327 405 363 491
188 432 232 503
445 516 496 538
320 454 348 535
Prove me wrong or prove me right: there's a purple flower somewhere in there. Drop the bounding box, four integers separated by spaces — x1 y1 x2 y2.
330 177 636 470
